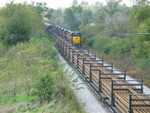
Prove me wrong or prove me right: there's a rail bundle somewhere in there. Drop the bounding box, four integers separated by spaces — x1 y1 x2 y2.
44 22 150 113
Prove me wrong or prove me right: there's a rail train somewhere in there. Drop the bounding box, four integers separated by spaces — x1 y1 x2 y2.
44 22 82 46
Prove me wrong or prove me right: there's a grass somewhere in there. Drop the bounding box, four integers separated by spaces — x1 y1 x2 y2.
0 36 84 113
0 92 38 106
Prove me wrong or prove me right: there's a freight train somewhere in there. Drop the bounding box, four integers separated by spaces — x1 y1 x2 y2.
44 22 82 46
44 22 150 113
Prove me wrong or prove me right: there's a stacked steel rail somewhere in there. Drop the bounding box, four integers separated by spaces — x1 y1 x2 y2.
46 25 150 113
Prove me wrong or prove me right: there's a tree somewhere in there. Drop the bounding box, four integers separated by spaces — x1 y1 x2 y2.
50 9 63 25
130 2 150 40
63 0 93 29
129 2 150 69
0 2 42 45
35 74 54 103
105 0 121 17
45 9 54 20
132 0 150 5
93 6 106 24
63 8 80 29
92 0 129 36
82 8 93 25
32 2 48 15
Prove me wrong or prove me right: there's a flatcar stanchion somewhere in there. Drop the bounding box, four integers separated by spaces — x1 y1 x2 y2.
72 50 74 63
82 58 85 74
111 80 115 107
77 53 79 68
99 70 102 92
129 94 133 113
89 63 92 82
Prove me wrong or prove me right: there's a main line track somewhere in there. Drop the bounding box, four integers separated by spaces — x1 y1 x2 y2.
46 28 150 113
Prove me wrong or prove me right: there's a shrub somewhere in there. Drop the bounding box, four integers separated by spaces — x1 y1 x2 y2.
93 36 110 53
136 59 150 69
132 41 150 59
92 37 135 55
131 41 150 69
102 43 112 54
34 73 54 102
110 38 135 55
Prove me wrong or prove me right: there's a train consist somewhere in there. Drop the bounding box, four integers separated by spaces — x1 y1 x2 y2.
44 22 150 113
44 22 82 46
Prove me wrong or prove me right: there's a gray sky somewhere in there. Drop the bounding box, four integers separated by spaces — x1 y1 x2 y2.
0 0 133 9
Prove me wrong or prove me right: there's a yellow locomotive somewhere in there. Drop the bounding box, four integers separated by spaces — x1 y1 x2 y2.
70 32 82 45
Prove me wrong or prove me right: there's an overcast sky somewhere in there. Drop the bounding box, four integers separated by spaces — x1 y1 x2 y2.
0 0 133 9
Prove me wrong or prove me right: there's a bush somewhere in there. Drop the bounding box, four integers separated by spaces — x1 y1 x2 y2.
93 36 110 53
131 41 150 69
136 59 150 69
35 73 54 102
102 43 112 54
132 41 150 59
92 37 135 55
110 38 135 55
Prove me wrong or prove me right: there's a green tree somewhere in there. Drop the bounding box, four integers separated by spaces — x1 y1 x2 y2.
93 6 106 24
49 9 63 25
35 74 54 103
63 0 93 29
82 9 92 25
132 0 150 5
0 2 42 45
32 2 48 15
105 0 121 17
63 8 80 29
45 9 54 20
127 2 150 68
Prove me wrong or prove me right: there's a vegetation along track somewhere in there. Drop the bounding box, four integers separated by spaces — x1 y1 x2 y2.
46 26 150 113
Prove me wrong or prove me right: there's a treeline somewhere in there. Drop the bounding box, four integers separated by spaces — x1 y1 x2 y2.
46 0 150 86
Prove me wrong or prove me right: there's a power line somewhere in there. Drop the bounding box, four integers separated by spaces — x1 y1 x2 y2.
1 32 149 38
82 33 150 37
0 35 48 38
117 33 150 36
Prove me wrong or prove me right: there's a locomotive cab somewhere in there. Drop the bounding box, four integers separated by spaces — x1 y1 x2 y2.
71 32 82 45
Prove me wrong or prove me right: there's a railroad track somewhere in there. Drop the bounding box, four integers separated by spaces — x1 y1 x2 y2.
46 28 150 113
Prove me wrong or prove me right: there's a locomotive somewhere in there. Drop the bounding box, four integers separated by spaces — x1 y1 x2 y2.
44 22 82 46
